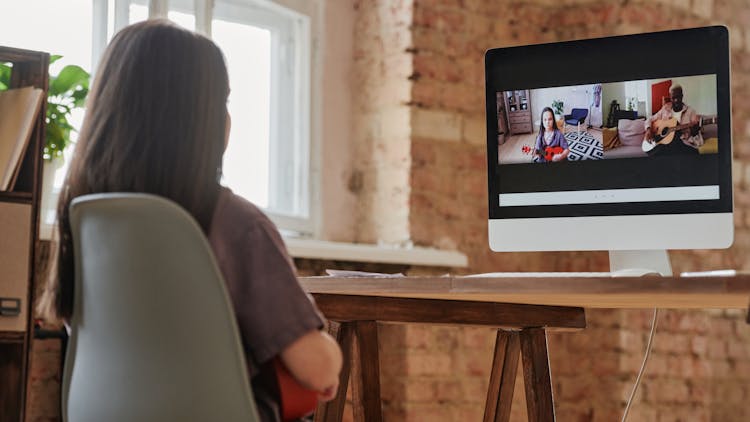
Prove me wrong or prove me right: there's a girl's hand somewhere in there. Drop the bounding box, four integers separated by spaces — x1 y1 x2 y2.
318 381 339 402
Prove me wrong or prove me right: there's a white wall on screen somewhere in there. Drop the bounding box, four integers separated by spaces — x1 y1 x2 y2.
601 80 649 117
530 84 598 130
649 74 717 116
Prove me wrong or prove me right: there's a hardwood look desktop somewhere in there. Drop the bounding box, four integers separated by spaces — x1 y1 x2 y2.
301 273 750 422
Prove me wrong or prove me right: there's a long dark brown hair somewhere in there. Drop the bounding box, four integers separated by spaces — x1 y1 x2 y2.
538 106 560 139
38 20 230 322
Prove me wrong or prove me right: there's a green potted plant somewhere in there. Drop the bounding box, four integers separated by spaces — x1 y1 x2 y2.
0 55 89 220
551 99 564 118
0 55 90 161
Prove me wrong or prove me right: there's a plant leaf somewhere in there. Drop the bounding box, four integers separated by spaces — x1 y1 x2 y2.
46 122 65 146
50 55 63 64
71 88 89 107
0 63 11 90
50 65 90 96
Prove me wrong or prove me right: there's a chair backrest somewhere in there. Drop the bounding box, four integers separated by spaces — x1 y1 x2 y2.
63 193 260 422
571 108 588 119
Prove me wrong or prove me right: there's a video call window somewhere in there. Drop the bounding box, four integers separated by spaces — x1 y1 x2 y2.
496 74 718 165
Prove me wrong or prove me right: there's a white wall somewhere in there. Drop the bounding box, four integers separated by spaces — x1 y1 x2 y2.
530 84 599 129
648 74 718 116
601 81 627 123
319 0 356 241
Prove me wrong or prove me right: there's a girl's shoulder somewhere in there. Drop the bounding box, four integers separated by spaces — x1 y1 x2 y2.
210 187 278 238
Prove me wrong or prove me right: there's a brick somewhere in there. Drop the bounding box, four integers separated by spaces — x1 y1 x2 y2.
411 139 437 168
711 318 734 338
432 326 459 352
690 383 711 403
707 339 727 359
653 334 690 355
654 379 690 403
401 403 447 421
712 360 732 377
403 324 434 350
456 348 492 377
619 330 645 354
411 107 462 142
624 309 656 330
453 405 484 421
404 352 453 376
730 24 744 51
691 0 712 20
557 376 596 401
690 335 709 356
734 361 750 375
626 404 657 421
403 378 437 402
727 339 750 359
460 377 488 403
460 326 494 349
461 113 486 145
411 77 444 106
453 146 486 171
589 308 623 329
666 355 694 378
647 354 669 377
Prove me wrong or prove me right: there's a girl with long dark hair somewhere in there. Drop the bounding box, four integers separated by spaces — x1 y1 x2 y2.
37 20 341 422
534 107 569 162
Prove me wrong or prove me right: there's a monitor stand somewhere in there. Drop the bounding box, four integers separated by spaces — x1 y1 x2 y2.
609 250 672 276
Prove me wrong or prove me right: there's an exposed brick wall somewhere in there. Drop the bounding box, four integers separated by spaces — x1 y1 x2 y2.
355 0 750 421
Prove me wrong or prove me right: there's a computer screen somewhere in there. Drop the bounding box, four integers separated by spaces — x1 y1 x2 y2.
485 26 733 252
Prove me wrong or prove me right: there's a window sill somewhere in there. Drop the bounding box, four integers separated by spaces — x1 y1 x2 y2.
39 224 469 268
284 237 469 268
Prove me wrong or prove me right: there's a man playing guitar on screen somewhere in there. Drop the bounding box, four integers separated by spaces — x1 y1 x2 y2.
643 84 704 156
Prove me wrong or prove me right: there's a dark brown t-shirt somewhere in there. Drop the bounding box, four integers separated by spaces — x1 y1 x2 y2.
208 187 324 422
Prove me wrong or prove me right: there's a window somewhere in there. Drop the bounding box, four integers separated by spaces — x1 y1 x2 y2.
123 0 315 233
5 0 318 238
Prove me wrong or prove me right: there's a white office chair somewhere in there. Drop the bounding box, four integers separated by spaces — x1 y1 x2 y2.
63 193 260 422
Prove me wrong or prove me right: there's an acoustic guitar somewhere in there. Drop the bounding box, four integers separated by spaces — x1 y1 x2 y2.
641 116 717 153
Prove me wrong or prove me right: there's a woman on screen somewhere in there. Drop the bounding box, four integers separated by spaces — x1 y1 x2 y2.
533 107 569 163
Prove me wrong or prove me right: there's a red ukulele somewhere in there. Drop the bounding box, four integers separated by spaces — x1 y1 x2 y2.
274 357 319 421
536 146 564 162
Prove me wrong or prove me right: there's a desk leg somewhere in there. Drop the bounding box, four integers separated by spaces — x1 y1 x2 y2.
520 328 555 422
483 330 520 422
351 321 383 422
315 322 354 422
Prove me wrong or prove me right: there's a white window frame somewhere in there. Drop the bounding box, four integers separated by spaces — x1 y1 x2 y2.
89 0 321 236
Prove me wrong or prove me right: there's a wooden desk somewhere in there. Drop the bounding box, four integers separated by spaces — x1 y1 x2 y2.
301 275 750 422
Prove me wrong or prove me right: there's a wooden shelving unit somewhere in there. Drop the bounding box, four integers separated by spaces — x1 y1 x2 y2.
0 45 48 422
504 89 533 135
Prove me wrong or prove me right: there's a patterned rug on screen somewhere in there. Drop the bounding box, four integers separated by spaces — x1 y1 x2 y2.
565 131 603 161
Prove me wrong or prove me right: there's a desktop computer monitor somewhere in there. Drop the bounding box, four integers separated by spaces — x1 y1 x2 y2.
484 26 733 273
